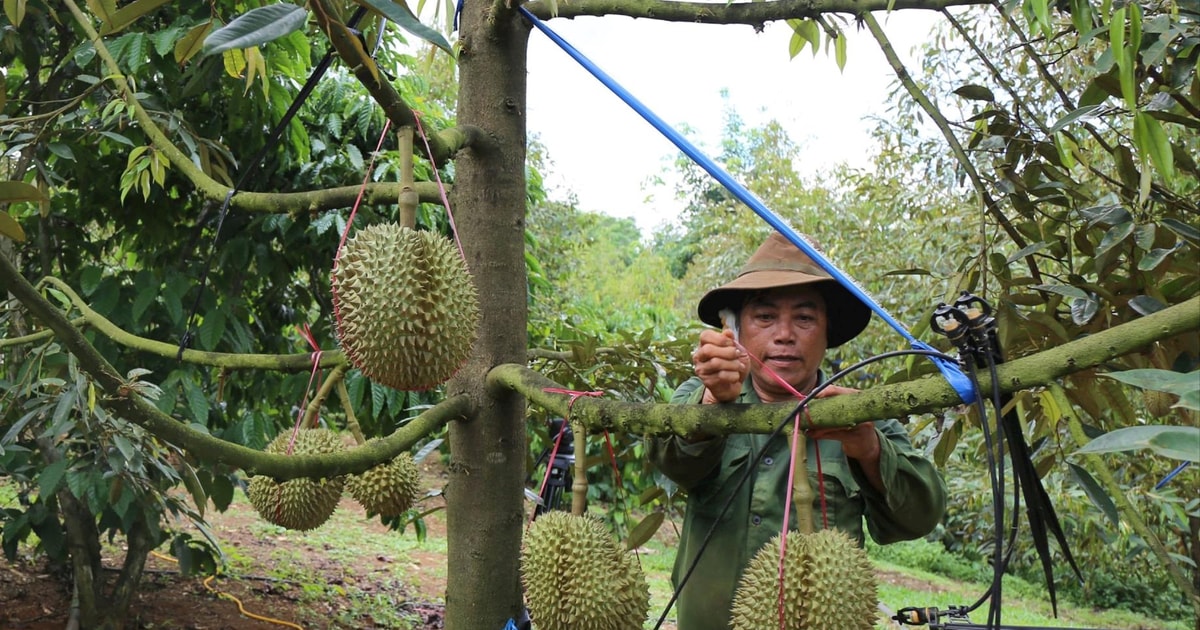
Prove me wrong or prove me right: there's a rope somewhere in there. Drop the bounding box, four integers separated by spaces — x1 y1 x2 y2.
518 7 977 405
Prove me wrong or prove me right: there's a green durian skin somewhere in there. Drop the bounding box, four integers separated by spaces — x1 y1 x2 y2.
346 445 421 518
331 224 480 392
246 429 346 531
730 528 877 630
520 512 650 630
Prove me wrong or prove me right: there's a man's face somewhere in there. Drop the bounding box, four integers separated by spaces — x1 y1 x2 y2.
737 285 828 402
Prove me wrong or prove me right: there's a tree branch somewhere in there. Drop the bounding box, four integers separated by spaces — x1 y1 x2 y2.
491 295 1200 435
524 0 990 22
0 247 466 480
34 276 347 371
862 11 1043 284
62 0 474 217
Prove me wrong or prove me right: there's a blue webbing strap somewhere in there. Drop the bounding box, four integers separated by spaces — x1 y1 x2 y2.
520 7 976 403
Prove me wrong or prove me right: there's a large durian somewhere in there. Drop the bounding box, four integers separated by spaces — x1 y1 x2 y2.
521 512 650 630
331 224 480 391
346 443 421 517
246 428 346 531
730 528 877 630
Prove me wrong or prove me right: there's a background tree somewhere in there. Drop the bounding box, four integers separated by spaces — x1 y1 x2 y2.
1 0 1197 629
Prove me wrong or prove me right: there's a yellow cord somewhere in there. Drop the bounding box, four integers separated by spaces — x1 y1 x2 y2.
150 550 304 629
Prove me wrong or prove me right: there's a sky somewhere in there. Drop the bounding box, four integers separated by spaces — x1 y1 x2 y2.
524 11 940 234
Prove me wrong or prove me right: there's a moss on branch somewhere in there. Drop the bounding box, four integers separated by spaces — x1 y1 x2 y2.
36 277 346 371
523 0 989 22
491 295 1200 435
1 247 466 480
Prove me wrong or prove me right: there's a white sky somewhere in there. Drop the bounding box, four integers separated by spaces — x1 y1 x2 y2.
525 11 940 234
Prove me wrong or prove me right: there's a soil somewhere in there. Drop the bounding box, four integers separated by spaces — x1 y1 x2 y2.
0 457 928 630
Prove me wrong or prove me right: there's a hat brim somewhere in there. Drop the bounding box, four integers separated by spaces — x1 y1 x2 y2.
697 272 871 348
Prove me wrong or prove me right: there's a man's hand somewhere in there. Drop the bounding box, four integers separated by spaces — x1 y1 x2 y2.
693 328 748 404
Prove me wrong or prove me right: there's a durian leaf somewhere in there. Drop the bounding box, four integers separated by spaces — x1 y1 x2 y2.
626 511 664 550
414 438 443 464
202 3 308 56
1067 462 1120 528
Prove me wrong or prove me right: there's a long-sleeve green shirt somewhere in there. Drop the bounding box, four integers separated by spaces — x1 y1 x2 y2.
649 376 947 630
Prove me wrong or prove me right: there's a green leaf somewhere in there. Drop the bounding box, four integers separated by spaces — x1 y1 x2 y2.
132 284 158 324
1031 284 1089 300
625 511 664 550
1074 425 1200 461
202 3 309 56
1096 220 1134 255
1067 462 1120 528
98 0 171 35
0 213 25 243
182 378 210 424
953 84 995 101
834 31 847 71
4 0 27 27
354 0 454 55
1133 111 1174 178
1049 105 1105 134
0 180 47 204
1128 294 1165 316
208 473 235 511
1161 218 1200 248
1138 246 1175 270
39 460 69 498
1102 368 1200 399
1070 295 1099 325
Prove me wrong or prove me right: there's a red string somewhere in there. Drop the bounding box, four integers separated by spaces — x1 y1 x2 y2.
334 120 393 259
412 111 465 261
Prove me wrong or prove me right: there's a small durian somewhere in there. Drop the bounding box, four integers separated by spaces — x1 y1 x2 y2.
331 224 480 391
730 528 877 630
246 428 346 531
346 444 421 517
521 512 649 630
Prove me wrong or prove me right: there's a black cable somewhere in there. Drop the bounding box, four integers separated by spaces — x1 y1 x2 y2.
651 348 959 630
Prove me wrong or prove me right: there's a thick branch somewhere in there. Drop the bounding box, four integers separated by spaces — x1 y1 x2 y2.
524 0 989 22
0 247 466 479
491 296 1200 435
36 276 346 371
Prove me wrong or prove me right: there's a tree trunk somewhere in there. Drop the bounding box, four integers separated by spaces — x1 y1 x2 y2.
445 3 531 628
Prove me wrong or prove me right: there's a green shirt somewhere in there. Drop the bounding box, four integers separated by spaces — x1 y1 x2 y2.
649 376 947 630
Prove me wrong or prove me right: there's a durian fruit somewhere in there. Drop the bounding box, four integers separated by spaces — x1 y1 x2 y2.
246 428 346 531
730 528 877 630
331 224 480 391
520 512 650 630
346 443 421 517
1142 389 1176 417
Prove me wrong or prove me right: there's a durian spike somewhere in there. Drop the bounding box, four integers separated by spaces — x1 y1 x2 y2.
571 425 588 516
790 429 814 535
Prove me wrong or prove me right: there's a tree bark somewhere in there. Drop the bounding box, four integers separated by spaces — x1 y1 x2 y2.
445 2 532 627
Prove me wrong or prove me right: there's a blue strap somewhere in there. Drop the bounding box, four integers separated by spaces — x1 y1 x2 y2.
520 8 976 404
503 619 518 630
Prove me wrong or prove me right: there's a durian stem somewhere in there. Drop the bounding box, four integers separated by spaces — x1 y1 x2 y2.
336 378 367 445
301 363 347 429
398 126 418 230
571 424 588 516
791 429 814 535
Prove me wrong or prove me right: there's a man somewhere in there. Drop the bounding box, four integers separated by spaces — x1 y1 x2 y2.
650 231 947 629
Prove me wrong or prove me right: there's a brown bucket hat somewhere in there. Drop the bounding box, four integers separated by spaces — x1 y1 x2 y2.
697 231 872 348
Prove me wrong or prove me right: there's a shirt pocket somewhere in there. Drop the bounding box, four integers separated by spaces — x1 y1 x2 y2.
812 457 866 540
690 441 752 523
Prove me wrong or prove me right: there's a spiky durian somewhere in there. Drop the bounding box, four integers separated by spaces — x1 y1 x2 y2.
346 443 421 518
521 512 650 630
246 428 346 531
730 528 877 630
331 224 480 391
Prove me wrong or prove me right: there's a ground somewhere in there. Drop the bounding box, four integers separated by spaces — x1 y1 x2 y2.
0 458 936 630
